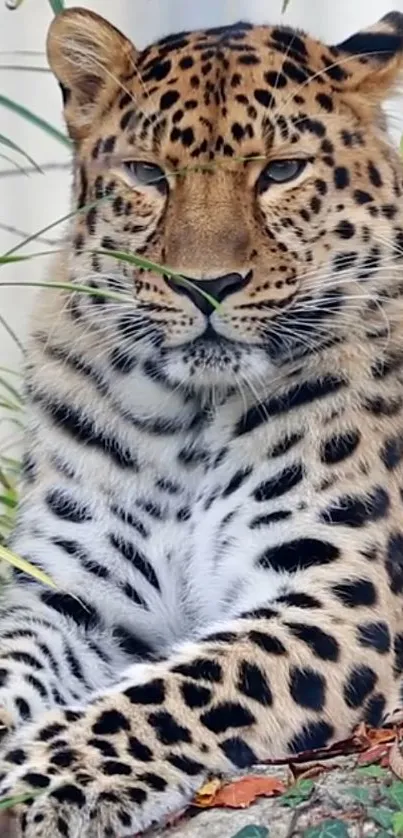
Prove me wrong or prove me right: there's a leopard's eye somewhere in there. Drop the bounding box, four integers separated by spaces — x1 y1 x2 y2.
123 161 168 194
257 159 307 193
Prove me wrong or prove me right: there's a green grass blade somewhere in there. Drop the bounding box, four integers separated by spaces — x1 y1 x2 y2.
48 0 64 12
0 794 30 811
0 251 55 264
0 366 22 377
95 248 220 310
0 95 71 147
0 249 220 310
0 151 29 174
3 197 110 258
0 544 56 588
0 252 220 311
0 133 41 172
1 228 220 309
0 518 14 539
0 466 15 491
0 399 22 413
0 457 21 473
0 792 44 811
0 494 17 510
0 65 50 73
0 312 25 353
0 51 45 56
0 273 132 303
0 375 23 404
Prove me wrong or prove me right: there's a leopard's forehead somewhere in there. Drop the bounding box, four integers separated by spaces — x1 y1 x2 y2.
109 23 342 165
137 22 336 81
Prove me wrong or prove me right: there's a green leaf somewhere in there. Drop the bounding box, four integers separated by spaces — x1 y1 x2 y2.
357 765 388 779
0 312 24 353
0 467 15 491
0 249 220 311
95 249 220 310
48 0 64 12
0 150 30 174
393 812 403 835
0 65 50 73
303 821 349 838
0 367 22 377
0 519 14 542
0 398 21 412
368 806 394 829
231 828 269 838
345 786 372 805
4 197 108 258
0 544 56 589
0 374 23 404
0 792 42 811
0 494 17 509
0 95 70 147
385 782 403 810
0 455 21 468
281 779 314 807
0 276 131 303
0 133 41 172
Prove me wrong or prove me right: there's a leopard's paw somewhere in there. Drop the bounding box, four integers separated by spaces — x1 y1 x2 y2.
0 706 203 837
0 763 192 838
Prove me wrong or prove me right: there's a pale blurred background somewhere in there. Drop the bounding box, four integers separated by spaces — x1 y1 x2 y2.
1 0 403 454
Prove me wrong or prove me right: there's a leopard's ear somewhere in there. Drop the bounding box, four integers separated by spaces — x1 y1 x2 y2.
47 7 137 141
330 11 403 101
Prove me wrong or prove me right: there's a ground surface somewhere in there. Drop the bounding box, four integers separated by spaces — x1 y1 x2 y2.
152 745 403 837
1 734 402 837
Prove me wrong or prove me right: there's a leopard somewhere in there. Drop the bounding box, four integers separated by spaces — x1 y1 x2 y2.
1 6 403 836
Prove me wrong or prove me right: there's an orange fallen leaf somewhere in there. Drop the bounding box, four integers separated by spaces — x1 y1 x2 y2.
352 722 402 767
195 774 285 810
354 722 397 748
366 726 397 745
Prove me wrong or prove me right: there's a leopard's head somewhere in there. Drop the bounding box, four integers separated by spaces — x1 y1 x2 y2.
47 8 403 390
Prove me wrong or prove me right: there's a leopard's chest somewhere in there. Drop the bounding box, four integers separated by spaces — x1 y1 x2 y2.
149 443 312 642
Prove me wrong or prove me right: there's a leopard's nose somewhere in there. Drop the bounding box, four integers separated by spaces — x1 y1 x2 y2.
165 272 251 316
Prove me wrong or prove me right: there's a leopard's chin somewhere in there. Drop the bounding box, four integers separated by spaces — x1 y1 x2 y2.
160 338 277 393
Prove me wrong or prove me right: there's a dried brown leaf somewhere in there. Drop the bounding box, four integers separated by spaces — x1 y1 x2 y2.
194 775 285 810
290 762 330 781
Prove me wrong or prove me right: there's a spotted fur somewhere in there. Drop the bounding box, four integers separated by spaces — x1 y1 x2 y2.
2 7 403 836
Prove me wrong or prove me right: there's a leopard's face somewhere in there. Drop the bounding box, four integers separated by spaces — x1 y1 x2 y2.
49 12 403 389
